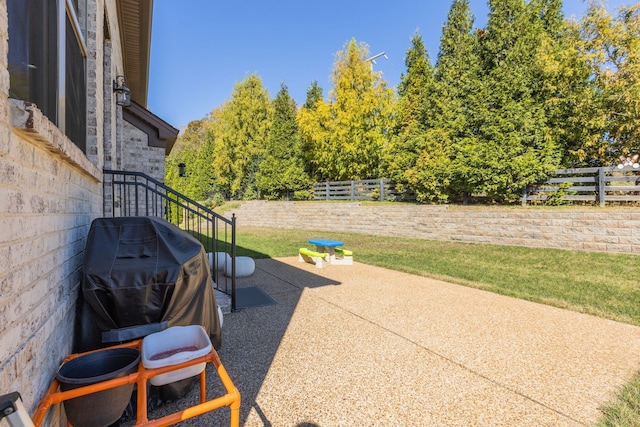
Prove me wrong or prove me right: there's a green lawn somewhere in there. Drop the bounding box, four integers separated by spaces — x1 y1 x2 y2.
235 226 640 326
231 226 640 427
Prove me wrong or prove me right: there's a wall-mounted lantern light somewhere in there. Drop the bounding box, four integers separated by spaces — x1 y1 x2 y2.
178 163 186 177
113 76 131 107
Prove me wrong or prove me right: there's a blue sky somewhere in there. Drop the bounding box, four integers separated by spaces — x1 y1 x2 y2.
148 0 630 130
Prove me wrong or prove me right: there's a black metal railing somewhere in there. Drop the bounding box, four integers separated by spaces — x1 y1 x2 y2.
103 170 237 310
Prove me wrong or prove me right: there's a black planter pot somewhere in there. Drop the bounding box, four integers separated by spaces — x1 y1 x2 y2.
56 348 140 427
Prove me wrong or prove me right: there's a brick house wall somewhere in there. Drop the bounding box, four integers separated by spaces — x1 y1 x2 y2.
0 1 109 421
121 120 166 180
0 1 175 424
2 101 102 423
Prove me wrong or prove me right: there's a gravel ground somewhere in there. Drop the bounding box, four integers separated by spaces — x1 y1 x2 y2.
127 257 640 427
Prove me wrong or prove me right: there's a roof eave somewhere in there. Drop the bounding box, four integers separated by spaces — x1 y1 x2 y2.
117 0 153 107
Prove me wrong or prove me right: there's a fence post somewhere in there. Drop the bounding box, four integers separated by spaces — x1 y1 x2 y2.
598 168 606 207
325 182 330 200
351 181 355 200
521 186 528 207
380 179 385 202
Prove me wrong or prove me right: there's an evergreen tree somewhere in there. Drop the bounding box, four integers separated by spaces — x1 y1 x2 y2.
396 31 432 130
165 117 216 201
212 74 272 199
408 0 482 201
434 0 478 124
432 0 482 202
461 0 561 202
256 84 310 199
304 81 323 109
384 31 441 201
189 133 217 201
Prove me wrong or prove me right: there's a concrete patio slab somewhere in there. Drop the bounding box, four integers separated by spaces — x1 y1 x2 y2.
140 257 640 426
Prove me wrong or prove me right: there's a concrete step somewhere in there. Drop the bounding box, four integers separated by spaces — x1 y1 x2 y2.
215 289 232 314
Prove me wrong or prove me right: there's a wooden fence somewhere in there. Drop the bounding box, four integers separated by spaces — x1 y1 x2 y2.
522 166 640 206
313 167 640 206
312 178 411 202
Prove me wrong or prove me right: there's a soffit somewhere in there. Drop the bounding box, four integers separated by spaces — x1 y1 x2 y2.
116 0 153 107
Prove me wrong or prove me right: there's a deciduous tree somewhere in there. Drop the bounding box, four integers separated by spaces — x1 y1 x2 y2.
578 2 640 163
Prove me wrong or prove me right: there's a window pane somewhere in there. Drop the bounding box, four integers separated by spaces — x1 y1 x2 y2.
65 15 86 150
68 0 87 40
7 0 28 99
8 0 58 123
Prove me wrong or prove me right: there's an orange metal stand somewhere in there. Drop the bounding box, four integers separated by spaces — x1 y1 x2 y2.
31 340 240 427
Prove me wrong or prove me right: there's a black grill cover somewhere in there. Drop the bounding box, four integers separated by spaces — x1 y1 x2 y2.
79 216 221 350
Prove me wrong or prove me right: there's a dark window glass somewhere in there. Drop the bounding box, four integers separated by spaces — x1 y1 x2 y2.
65 15 87 151
8 0 58 123
8 0 88 152
71 0 87 38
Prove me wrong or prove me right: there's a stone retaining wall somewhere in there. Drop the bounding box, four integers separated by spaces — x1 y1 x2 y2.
228 201 640 255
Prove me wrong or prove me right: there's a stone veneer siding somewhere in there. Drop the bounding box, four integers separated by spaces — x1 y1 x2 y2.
229 201 640 255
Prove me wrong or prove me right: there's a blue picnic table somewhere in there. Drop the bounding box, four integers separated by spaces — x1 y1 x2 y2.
308 239 343 262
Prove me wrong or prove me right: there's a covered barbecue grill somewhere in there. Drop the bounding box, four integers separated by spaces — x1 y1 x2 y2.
76 216 221 353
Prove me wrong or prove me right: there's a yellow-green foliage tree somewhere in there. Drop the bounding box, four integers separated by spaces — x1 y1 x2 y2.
536 2 601 167
299 39 395 181
166 3 640 205
165 117 217 201
212 74 272 199
578 2 640 163
297 81 326 180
